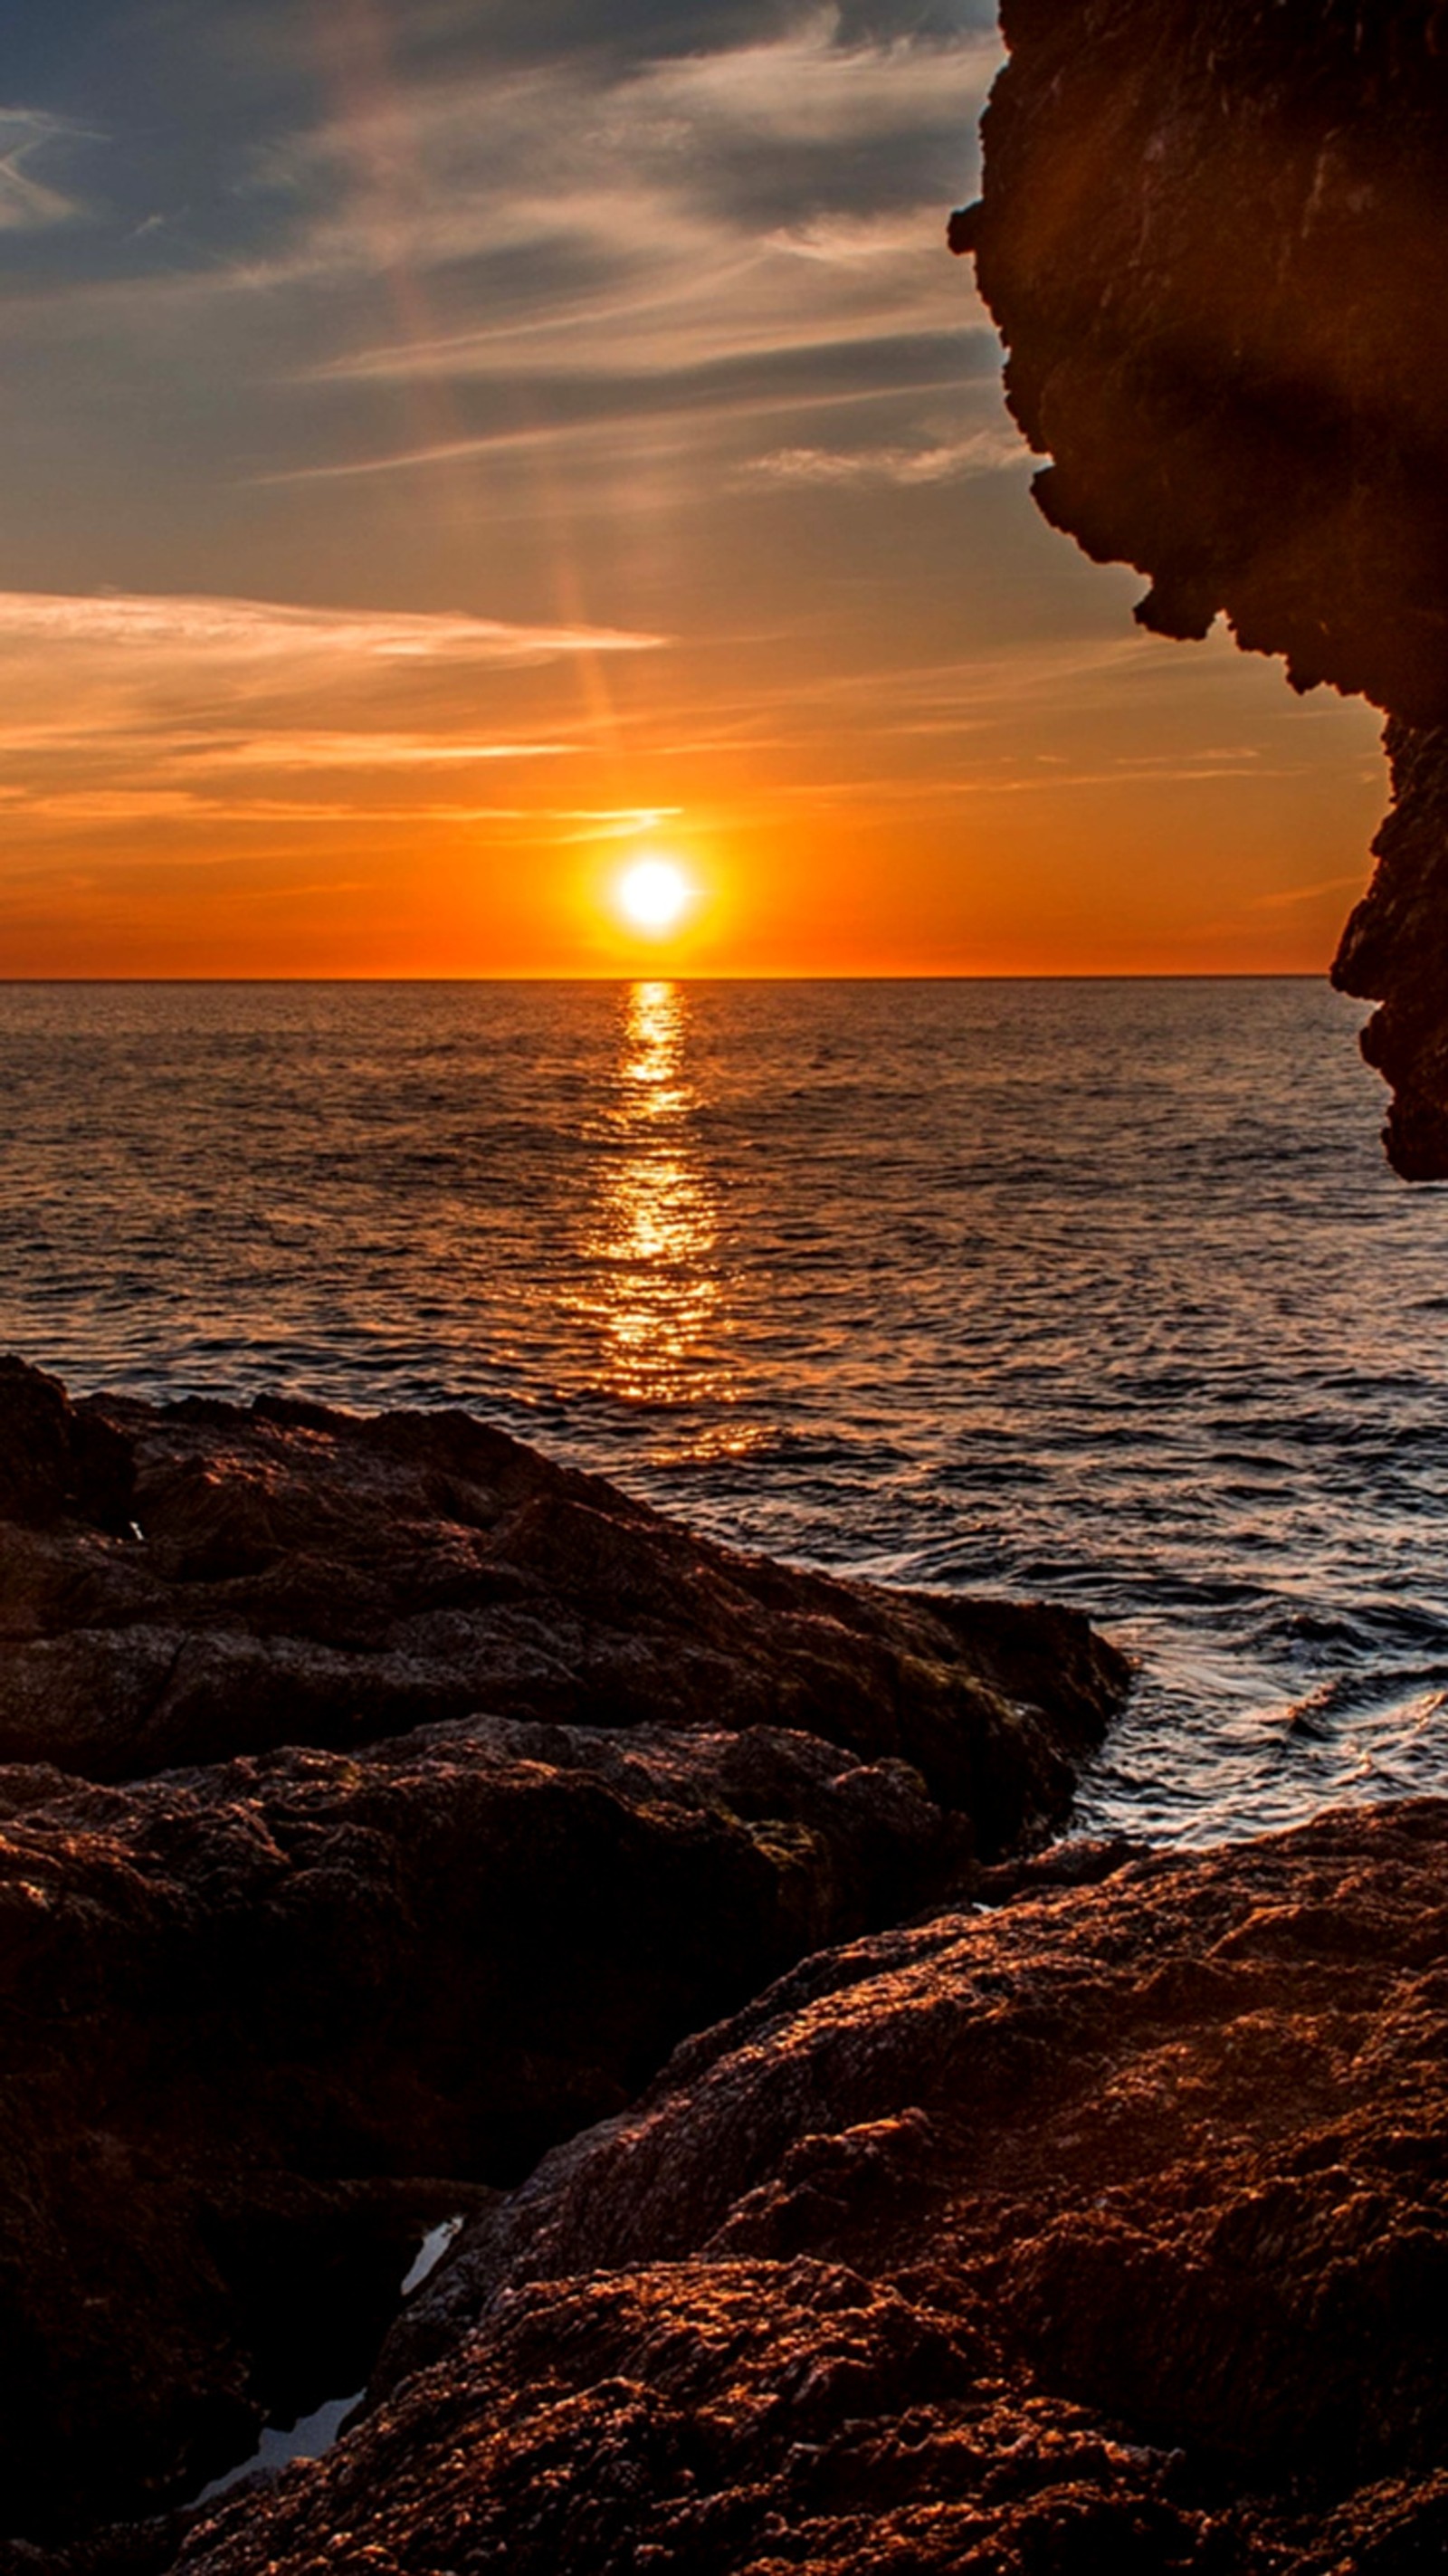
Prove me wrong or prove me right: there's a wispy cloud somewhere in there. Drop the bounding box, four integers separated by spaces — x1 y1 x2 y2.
0 109 88 232
0 8 997 571
742 425 1024 485
262 14 992 290
172 730 580 772
11 788 666 832
226 6 991 462
631 15 996 149
258 340 989 485
0 589 659 666
0 589 665 835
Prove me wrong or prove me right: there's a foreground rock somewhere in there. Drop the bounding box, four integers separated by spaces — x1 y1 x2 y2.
0 1360 1126 2541
957 0 1448 1176
0 1719 961 2538
144 1800 1448 2576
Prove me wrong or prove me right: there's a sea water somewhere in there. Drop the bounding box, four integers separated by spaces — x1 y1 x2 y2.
3 975 1446 1849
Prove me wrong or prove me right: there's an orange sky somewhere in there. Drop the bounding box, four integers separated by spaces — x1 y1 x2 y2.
0 3 1386 978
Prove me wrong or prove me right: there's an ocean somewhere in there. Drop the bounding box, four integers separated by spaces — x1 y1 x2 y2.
4 974 1446 1850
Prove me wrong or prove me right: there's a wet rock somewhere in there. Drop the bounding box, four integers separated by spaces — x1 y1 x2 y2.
0 1362 1125 1837
154 1800 1448 2575
960 0 1448 1175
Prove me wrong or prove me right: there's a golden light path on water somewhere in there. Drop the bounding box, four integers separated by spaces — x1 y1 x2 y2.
567 981 744 1437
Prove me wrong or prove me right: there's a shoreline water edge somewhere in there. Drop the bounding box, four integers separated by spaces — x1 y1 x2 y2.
2 1360 1447 2573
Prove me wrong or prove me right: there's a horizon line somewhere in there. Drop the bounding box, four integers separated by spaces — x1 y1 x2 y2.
0 969 1336 987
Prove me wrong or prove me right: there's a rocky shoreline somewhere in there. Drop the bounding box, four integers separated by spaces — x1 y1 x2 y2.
157 1799 1448 2576
2 1361 1445 2573
0 1363 1444 2569
0 1358 1125 2554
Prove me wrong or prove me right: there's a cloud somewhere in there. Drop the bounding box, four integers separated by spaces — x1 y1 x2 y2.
174 731 580 772
742 425 1024 484
0 4 997 555
0 588 659 666
251 12 991 388
1248 871 1369 911
0 589 665 834
15 791 614 828
261 330 992 485
358 0 998 73
630 13 995 150
23 789 210 822
0 109 87 231
5 788 681 840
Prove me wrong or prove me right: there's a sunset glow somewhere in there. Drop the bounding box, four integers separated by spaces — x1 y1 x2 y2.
0 5 1384 977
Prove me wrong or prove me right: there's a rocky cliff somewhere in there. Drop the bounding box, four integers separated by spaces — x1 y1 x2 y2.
955 0 1448 1176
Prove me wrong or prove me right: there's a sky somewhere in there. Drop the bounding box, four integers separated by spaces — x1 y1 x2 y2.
0 0 1385 977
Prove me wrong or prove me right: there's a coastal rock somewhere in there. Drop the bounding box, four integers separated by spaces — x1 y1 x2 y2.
0 1715 962 2536
960 0 1448 1175
1331 720 1448 1178
0 1360 1123 1842
0 1360 1128 2540
157 1800 1448 2575
0 1358 132 1537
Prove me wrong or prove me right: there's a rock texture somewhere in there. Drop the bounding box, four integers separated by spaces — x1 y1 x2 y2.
90 1799 1448 2576
1332 720 1448 1178
957 0 1448 1176
0 1359 1126 2541
0 1358 1116 1839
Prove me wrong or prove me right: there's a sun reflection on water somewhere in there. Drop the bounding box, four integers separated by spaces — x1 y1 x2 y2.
568 981 739 1430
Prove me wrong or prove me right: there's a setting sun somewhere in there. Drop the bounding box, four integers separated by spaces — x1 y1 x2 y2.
614 856 696 938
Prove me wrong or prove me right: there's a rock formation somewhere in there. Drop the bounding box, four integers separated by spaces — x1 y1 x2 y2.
1334 720 1448 1177
0 1360 1125 2543
955 0 1448 1177
47 1800 1448 2576
0 1357 1115 1834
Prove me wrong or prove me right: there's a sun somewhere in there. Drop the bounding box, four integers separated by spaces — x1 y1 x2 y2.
614 855 694 938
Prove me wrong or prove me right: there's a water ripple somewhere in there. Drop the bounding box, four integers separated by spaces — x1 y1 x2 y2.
1 975 1445 1848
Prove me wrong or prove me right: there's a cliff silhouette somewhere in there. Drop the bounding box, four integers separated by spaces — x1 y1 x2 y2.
957 0 1448 1175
